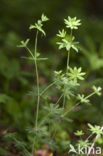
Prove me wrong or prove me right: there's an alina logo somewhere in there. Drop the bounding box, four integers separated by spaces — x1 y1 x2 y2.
68 144 101 155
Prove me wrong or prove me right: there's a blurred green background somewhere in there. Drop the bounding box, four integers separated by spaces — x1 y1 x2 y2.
0 0 103 155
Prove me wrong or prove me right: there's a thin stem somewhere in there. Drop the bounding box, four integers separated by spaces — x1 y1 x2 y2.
25 47 35 60
86 133 93 141
25 38 40 128
63 102 80 117
63 91 97 117
67 51 70 71
63 94 66 108
56 94 63 105
64 30 72 108
64 51 70 107
34 31 39 129
40 81 56 96
31 136 36 155
85 92 95 100
66 29 72 71
32 31 39 155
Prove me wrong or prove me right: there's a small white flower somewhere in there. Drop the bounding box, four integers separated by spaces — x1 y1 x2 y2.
57 37 78 52
77 94 90 104
64 16 81 30
68 67 86 83
57 29 66 38
92 85 102 96
29 14 49 36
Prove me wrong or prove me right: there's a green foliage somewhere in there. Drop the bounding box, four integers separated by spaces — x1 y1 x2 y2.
15 14 102 155
80 37 103 71
88 123 103 135
73 123 103 154
74 130 84 136
77 139 91 148
44 104 63 117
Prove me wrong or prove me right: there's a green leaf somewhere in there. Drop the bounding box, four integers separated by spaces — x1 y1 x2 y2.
57 29 66 38
88 123 103 135
41 14 49 22
92 85 102 96
17 38 30 48
74 130 84 136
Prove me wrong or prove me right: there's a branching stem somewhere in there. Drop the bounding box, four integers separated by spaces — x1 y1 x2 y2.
40 81 56 96
63 91 97 117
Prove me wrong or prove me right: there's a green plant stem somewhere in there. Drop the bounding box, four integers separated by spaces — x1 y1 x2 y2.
32 31 39 155
56 94 63 105
63 91 96 117
86 133 93 141
63 102 80 116
64 30 72 107
64 50 70 108
25 47 35 60
63 94 66 108
66 29 72 71
40 81 56 96
34 31 39 129
67 51 70 71
85 92 95 99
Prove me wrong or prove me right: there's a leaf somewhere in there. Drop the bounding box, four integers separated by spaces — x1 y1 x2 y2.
41 14 49 22
17 38 30 47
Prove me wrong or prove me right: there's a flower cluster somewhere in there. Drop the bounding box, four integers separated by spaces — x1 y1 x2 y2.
57 16 81 53
92 85 102 96
57 29 66 38
29 14 49 36
64 16 81 30
67 67 86 83
88 123 103 135
77 94 90 104
57 37 78 52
